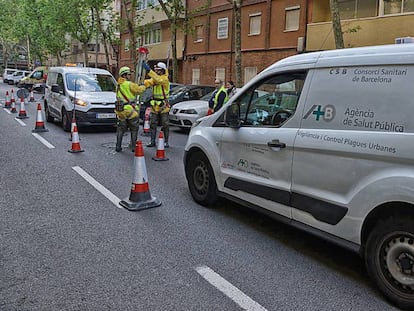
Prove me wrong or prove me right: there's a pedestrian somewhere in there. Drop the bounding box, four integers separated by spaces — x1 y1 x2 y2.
115 66 146 152
142 62 171 148
208 79 228 115
226 80 237 98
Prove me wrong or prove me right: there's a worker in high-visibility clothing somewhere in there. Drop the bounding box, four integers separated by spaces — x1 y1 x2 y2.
115 66 146 152
142 62 171 147
207 79 228 115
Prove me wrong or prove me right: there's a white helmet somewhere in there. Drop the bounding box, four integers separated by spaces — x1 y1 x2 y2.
155 62 167 70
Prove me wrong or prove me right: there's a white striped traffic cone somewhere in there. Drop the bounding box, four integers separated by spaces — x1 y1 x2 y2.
32 103 48 132
10 89 16 108
4 91 11 108
10 99 17 113
143 107 151 135
68 123 84 153
152 131 169 161
120 140 161 211
29 89 35 102
16 97 28 119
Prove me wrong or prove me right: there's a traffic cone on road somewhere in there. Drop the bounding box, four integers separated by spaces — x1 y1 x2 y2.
142 107 151 135
152 131 169 161
68 123 84 153
120 140 161 211
16 97 28 119
29 89 35 102
10 99 17 113
10 89 16 108
4 91 11 108
32 103 49 133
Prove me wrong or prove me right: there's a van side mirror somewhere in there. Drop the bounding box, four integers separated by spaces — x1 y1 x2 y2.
51 84 61 94
225 103 241 128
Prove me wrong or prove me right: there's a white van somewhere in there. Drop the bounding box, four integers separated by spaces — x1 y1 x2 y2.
184 44 414 310
44 66 117 131
3 68 17 83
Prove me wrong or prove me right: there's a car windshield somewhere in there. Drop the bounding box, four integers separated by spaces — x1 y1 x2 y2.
66 73 116 92
200 90 215 101
170 85 187 96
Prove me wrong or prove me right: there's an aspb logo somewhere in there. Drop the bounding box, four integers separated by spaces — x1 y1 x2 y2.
303 104 335 122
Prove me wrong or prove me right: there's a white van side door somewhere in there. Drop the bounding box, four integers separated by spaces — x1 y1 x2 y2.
219 71 308 218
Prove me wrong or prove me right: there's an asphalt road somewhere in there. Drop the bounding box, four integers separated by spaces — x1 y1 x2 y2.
0 82 399 310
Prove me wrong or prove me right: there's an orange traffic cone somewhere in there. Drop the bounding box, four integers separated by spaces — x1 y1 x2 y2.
68 123 84 153
69 117 76 141
120 140 161 211
10 89 16 108
152 131 169 161
10 99 17 113
142 107 151 135
29 89 35 102
32 103 48 132
4 91 11 108
16 97 28 119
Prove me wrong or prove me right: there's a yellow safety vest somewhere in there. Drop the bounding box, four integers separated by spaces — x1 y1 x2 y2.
115 81 139 120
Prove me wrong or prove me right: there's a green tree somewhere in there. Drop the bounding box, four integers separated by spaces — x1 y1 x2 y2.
330 0 344 49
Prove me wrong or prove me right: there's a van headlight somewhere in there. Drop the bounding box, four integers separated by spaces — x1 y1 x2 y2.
73 98 88 107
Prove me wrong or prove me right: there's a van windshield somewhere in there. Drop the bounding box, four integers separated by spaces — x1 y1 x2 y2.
66 73 116 92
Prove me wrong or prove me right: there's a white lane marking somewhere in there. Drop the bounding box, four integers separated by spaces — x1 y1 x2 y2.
72 166 122 208
3 108 11 114
14 118 26 126
32 133 55 149
195 265 268 311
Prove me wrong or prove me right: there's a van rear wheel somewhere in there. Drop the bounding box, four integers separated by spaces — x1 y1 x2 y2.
365 216 414 310
186 151 218 206
44 103 54 122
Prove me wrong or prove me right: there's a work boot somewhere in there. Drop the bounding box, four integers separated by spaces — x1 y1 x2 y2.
147 142 156 147
164 142 169 148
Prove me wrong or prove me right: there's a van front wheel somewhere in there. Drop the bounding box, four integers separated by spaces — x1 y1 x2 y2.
186 151 218 206
365 216 414 310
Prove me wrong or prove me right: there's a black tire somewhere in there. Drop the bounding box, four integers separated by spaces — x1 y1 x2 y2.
61 108 71 132
365 216 414 310
44 103 54 123
186 151 218 206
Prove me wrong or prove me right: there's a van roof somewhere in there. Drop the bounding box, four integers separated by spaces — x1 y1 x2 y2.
49 66 112 75
266 44 414 72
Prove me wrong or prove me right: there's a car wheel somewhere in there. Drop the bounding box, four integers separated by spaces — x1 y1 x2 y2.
186 151 218 206
365 216 414 310
61 108 71 132
44 103 54 123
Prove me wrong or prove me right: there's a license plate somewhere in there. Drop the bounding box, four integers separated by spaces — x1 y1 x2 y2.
96 113 116 119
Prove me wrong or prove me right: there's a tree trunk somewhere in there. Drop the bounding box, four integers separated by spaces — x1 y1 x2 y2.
330 0 344 49
171 22 178 82
234 1 242 87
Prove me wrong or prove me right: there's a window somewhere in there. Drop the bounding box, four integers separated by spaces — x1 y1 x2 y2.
192 69 200 85
236 72 306 127
87 43 100 52
215 68 225 82
137 0 157 11
285 6 300 31
338 0 378 19
249 13 261 35
194 25 204 42
124 38 130 51
217 17 229 39
144 28 161 45
383 0 414 14
244 67 257 84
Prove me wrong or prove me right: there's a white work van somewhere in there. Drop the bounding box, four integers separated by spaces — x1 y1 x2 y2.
44 66 117 131
184 44 414 310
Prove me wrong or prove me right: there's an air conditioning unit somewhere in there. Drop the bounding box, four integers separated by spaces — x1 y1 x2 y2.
395 37 414 44
297 37 305 52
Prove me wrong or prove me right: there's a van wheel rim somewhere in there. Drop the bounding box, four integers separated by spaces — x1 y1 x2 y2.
382 233 414 293
193 162 209 195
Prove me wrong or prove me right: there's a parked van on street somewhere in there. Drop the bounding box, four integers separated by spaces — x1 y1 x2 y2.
18 66 48 92
44 66 117 131
2 68 17 84
184 44 414 310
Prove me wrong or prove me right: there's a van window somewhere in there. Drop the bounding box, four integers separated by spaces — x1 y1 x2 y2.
66 73 116 92
237 72 306 127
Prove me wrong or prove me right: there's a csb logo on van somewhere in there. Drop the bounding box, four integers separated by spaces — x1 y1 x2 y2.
303 104 336 122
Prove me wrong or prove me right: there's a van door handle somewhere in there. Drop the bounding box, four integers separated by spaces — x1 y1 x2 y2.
267 139 286 148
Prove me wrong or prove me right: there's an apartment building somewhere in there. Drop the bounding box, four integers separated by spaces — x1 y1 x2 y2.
184 0 307 85
307 0 414 51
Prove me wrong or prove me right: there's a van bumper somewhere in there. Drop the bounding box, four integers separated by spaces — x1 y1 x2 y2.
75 108 117 127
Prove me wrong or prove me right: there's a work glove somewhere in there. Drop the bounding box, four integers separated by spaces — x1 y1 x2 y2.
142 62 151 72
207 108 214 116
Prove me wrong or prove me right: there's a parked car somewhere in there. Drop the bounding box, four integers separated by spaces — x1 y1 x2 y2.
169 91 214 129
168 84 215 107
3 68 17 84
8 70 31 85
44 66 117 131
18 66 48 93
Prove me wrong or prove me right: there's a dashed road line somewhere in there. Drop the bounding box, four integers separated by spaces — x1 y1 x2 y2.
32 133 55 149
14 117 26 126
72 166 122 208
195 265 268 311
3 108 11 114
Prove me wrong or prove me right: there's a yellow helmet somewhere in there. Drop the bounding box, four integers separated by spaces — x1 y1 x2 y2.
119 66 131 76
